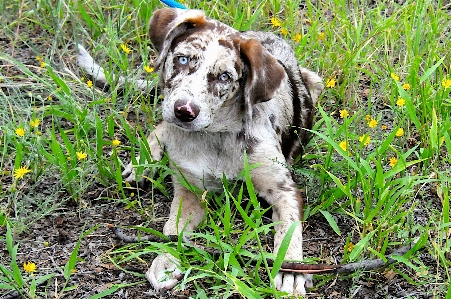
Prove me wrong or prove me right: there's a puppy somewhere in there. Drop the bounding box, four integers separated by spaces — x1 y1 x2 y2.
77 8 323 295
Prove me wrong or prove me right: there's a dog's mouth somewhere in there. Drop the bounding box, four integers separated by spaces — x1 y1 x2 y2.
168 120 209 131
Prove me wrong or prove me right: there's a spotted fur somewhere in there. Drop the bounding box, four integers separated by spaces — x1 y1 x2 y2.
77 7 323 295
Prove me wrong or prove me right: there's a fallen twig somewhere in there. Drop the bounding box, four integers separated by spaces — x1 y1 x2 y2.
109 225 416 274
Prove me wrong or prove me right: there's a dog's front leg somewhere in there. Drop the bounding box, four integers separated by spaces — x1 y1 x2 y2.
122 123 165 184
146 180 205 291
251 157 311 296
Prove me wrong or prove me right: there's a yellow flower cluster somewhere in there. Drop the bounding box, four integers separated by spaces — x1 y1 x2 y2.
326 78 336 88
14 166 31 180
389 157 398 167
30 119 41 128
390 72 400 81
120 43 132 54
269 16 302 43
339 140 347 151
368 118 378 128
15 127 25 137
396 97 405 107
395 128 404 137
76 151 87 161
23 261 36 273
339 109 349 118
36 55 46 68
442 78 451 89
144 65 154 73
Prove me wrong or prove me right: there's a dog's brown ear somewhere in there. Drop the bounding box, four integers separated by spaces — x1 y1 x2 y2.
149 8 206 68
237 38 286 119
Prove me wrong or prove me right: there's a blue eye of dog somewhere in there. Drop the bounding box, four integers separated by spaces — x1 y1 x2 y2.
178 56 189 65
219 73 230 81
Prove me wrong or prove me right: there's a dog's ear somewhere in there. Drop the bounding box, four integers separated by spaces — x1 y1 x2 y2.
237 38 286 119
149 8 206 68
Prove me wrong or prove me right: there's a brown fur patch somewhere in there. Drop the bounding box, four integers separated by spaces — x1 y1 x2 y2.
238 38 285 104
149 9 179 52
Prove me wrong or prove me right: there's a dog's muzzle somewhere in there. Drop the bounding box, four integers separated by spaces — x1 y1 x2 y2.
174 99 200 122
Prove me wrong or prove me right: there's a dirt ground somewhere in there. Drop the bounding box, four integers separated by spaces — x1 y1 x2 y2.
0 16 445 299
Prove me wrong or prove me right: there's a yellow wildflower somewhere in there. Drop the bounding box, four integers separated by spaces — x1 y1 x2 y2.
326 78 336 88
339 140 347 151
442 78 451 89
402 83 411 90
29 119 41 128
76 151 87 161
359 134 370 146
381 125 388 130
281 28 288 36
293 33 302 43
86 80 93 88
368 118 378 128
365 114 371 122
23 261 36 273
395 127 404 137
14 166 31 180
144 65 154 73
389 157 398 167
390 72 400 81
396 97 405 107
120 43 132 54
318 31 325 41
339 109 349 118
40 61 46 68
270 16 282 28
112 139 121 147
36 55 42 61
344 242 354 253
15 127 25 137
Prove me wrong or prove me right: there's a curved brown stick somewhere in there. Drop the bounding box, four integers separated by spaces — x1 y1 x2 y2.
109 225 415 274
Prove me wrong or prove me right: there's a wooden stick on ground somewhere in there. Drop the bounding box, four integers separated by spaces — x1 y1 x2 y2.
109 225 416 274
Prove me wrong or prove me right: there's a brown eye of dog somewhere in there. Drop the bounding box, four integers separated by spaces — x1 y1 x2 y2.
178 56 189 65
219 72 230 81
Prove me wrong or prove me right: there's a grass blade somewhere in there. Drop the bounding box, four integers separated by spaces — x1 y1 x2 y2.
320 210 341 236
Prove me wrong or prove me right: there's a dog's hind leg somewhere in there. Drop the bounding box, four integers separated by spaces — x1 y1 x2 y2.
76 44 150 90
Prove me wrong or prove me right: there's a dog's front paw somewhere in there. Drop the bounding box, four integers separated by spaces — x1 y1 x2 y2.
146 254 183 291
274 273 312 296
122 160 149 186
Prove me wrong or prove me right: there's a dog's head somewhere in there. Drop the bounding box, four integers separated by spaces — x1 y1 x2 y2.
149 8 286 132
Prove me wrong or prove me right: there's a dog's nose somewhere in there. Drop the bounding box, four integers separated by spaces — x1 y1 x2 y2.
174 99 200 122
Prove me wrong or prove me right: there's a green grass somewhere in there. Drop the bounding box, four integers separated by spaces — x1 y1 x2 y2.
1 0 450 298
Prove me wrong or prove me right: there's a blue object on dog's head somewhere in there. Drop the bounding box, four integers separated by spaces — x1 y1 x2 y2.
160 0 187 9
